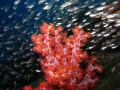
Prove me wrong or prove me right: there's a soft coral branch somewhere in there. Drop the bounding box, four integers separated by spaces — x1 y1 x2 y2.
24 22 102 90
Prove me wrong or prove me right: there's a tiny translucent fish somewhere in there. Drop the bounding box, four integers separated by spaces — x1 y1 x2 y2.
20 61 26 65
11 71 18 75
14 25 23 29
67 7 79 12
106 14 119 19
13 51 19 55
26 52 33 56
38 0 46 4
4 6 10 12
7 41 14 44
0 52 5 57
28 74 33 77
13 57 19 61
24 0 30 5
95 6 108 11
88 45 96 50
85 11 92 16
26 1 35 9
111 44 120 49
43 1 55 10
115 19 120 23
7 57 13 61
26 64 32 67
16 73 22 78
88 1 102 9
7 47 14 51
36 69 41 73
61 0 78 9
19 44 24 50
8 12 16 18
14 0 21 5
36 10 43 16
114 23 120 27
25 61 33 64
29 57 35 61
101 45 109 50
5 74 11 80
94 22 103 28
13 5 18 10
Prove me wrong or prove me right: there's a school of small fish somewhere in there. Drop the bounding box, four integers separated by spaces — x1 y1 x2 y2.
0 0 120 89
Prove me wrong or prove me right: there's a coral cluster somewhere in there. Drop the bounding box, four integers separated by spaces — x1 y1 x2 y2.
23 23 102 90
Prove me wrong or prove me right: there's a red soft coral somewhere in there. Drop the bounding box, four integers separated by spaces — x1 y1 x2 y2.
23 23 102 90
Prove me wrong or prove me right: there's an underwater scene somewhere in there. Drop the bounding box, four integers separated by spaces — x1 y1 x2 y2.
0 0 120 90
